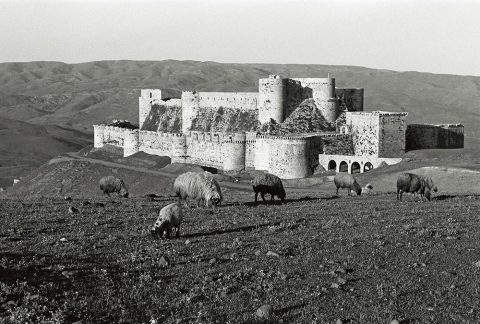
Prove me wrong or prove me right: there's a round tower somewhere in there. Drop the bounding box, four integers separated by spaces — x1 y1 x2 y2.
258 75 285 124
268 137 310 179
222 133 246 172
181 91 200 134
312 78 338 124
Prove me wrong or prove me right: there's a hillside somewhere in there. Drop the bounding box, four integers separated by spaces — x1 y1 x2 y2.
1 59 479 183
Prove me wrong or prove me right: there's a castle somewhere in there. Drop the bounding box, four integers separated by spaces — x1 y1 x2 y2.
93 75 464 179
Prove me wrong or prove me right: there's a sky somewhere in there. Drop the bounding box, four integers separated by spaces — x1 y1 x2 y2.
1 0 480 76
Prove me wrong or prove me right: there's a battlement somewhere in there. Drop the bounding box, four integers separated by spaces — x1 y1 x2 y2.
138 130 184 137
256 134 310 141
348 111 408 117
94 124 139 135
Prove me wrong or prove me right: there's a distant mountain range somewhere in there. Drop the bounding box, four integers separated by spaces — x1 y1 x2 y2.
1 59 479 186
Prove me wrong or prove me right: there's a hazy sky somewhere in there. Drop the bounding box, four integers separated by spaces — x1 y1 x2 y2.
1 0 480 76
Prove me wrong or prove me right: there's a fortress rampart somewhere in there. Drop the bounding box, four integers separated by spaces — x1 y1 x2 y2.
406 124 464 150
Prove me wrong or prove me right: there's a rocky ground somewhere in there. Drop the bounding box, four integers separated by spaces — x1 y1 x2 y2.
2 189 480 323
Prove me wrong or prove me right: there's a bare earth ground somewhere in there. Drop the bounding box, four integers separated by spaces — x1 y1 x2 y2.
2 189 480 323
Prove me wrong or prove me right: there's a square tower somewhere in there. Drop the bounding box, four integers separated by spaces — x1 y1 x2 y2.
346 111 408 157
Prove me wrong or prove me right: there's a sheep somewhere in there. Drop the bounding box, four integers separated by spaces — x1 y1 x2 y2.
151 202 183 239
252 173 286 203
396 173 437 201
174 171 223 207
333 173 362 196
99 176 129 198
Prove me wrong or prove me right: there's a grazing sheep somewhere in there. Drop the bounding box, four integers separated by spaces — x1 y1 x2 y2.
252 173 286 203
334 173 362 196
396 173 437 201
174 172 223 207
99 176 129 198
151 202 183 239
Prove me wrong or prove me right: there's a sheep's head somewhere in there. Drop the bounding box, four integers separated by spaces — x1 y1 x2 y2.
278 187 286 202
425 189 432 201
151 221 167 238
427 177 437 192
354 181 362 195
209 193 222 207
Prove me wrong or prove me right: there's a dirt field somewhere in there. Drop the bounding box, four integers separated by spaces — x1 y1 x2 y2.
2 189 480 323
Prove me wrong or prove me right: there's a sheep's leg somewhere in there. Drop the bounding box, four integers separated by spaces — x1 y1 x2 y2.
336 187 339 195
254 191 258 203
399 190 403 201
261 192 266 202
271 194 274 201
396 189 400 200
166 229 171 239
175 226 181 238
348 188 351 196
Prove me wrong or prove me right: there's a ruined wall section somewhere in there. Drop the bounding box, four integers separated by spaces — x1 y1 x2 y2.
335 88 364 112
346 112 380 156
378 113 408 158
322 134 355 155
406 124 464 150
141 98 182 132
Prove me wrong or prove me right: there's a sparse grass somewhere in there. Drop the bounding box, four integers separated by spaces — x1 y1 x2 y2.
2 191 480 323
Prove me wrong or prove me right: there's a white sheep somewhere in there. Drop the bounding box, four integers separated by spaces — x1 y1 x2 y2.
333 173 362 196
174 171 223 207
151 202 183 239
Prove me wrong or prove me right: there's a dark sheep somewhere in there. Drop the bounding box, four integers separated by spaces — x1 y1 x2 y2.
333 173 362 196
252 173 286 203
396 173 437 201
99 176 129 198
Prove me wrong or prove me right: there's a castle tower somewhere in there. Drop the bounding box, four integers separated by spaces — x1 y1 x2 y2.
313 78 338 124
222 133 246 171
139 89 162 129
258 75 285 124
181 91 200 134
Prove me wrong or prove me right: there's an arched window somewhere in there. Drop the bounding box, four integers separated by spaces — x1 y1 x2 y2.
364 162 374 172
339 161 348 173
351 162 361 174
328 160 337 171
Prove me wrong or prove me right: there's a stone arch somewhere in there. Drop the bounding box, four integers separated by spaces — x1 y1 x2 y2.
339 161 348 173
364 162 374 172
351 162 361 174
328 160 337 171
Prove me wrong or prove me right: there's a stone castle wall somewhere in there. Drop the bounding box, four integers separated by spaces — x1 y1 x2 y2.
378 113 408 158
406 124 464 150
138 131 186 162
197 92 258 111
